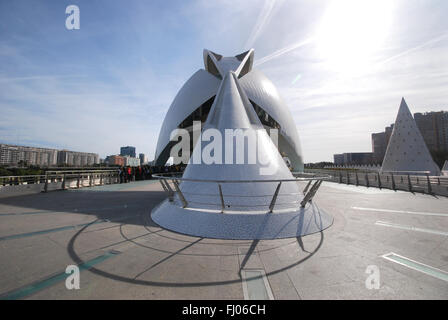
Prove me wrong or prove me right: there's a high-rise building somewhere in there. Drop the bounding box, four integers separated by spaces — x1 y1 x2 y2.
333 154 344 165
139 153 147 165
371 124 394 164
414 111 448 153
120 146 136 158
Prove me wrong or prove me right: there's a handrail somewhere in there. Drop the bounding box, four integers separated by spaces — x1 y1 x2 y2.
305 169 448 197
154 172 329 213
152 173 332 183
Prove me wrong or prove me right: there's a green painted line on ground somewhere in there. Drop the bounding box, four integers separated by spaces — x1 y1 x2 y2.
0 251 120 300
0 220 104 241
0 214 140 241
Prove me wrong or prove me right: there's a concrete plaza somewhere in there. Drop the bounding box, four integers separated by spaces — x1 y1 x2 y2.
0 180 447 299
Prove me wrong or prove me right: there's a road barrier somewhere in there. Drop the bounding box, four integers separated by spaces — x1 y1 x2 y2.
0 170 120 198
304 169 448 197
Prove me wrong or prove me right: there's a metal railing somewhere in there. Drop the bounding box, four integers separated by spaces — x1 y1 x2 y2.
304 168 448 197
154 172 331 213
0 170 120 195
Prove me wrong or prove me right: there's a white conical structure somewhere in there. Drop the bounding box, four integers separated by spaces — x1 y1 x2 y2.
442 160 448 176
381 98 440 176
151 51 333 240
180 72 301 211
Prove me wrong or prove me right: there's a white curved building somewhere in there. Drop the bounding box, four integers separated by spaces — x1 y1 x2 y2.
154 49 304 172
151 50 332 240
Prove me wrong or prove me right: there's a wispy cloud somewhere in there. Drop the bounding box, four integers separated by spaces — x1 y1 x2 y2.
254 37 314 66
244 0 278 49
376 32 448 67
1 0 447 163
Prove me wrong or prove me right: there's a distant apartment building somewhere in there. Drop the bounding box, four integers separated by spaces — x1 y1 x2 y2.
120 146 136 158
105 155 125 166
57 150 99 166
0 144 58 166
414 111 448 153
0 144 99 167
333 154 344 165
124 156 140 167
333 152 373 165
139 153 147 165
371 124 394 164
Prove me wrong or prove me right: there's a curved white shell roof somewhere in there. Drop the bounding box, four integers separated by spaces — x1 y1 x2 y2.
154 50 303 171
154 69 221 161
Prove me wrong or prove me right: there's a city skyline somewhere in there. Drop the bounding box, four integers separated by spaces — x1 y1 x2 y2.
1 0 448 162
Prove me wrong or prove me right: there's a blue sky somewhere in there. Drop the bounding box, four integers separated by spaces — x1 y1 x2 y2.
1 0 447 162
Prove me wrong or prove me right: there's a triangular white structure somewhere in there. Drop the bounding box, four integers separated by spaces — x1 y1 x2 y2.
442 160 448 176
381 98 440 176
181 71 301 211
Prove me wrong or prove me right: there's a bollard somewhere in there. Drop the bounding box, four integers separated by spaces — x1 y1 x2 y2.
355 172 359 186
44 173 48 193
269 182 282 213
62 174 66 190
218 184 225 213
391 173 396 190
365 173 369 188
426 173 432 194
407 174 412 192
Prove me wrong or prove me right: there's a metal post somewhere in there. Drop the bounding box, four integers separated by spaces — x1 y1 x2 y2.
355 172 359 186
100 173 103 185
407 174 412 192
303 180 312 195
160 179 174 202
77 174 81 188
269 182 282 213
339 171 342 183
218 184 225 213
159 179 168 192
391 173 396 190
426 173 432 194
365 173 369 188
300 180 323 208
89 173 93 187
62 174 66 190
44 173 48 193
346 172 350 185
172 180 188 208
377 172 382 189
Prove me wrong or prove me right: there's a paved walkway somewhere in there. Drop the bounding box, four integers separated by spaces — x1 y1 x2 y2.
0 180 447 299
